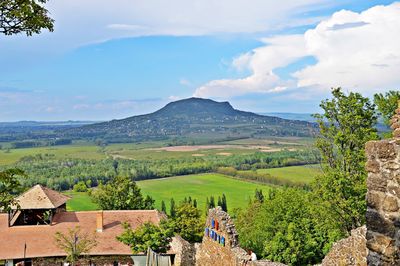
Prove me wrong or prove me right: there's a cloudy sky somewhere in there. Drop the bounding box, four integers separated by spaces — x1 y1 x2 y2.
0 0 399 121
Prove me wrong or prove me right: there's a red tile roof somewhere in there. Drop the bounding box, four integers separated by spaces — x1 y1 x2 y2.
0 210 165 260
13 185 71 210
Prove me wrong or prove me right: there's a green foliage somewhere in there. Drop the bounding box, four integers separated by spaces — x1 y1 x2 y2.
143 195 155 210
313 88 378 233
54 226 97 265
209 196 215 208
91 175 154 210
73 181 88 192
237 188 342 265
374 90 400 137
254 189 264 203
221 194 227 212
161 200 166 213
0 168 25 212
2 149 318 191
169 198 176 218
166 202 204 243
117 221 174 254
0 0 54 36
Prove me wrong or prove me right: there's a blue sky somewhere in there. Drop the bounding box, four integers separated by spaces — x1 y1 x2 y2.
0 0 399 121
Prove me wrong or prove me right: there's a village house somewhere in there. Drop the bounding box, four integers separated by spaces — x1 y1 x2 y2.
0 185 177 266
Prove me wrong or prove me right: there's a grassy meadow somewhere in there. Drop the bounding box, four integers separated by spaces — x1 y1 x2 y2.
64 191 99 211
246 164 322 184
137 173 271 212
64 173 271 213
0 137 312 166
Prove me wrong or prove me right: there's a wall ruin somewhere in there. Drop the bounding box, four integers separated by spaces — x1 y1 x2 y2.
365 105 400 265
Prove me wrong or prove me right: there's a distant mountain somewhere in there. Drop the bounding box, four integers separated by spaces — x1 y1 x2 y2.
63 98 317 143
0 120 97 128
261 113 316 123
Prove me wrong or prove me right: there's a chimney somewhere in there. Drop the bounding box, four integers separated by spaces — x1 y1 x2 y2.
96 211 103 232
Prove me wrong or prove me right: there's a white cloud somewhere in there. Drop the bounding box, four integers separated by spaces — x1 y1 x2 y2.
294 3 400 93
179 79 192 87
195 2 400 98
194 35 307 98
0 0 337 56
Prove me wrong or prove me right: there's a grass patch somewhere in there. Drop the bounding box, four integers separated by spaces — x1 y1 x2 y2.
64 191 99 211
62 174 270 214
0 144 106 165
137 173 271 213
252 165 322 184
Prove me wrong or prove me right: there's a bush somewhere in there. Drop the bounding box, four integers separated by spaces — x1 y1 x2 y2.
73 181 88 192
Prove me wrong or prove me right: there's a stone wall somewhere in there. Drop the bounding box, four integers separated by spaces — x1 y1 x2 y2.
170 235 196 266
365 104 400 265
33 255 133 266
195 207 249 266
321 226 367 266
195 207 286 266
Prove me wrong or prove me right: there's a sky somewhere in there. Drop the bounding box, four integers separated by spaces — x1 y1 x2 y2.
0 0 399 121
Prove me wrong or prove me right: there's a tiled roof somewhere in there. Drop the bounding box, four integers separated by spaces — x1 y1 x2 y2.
13 185 71 210
0 210 165 260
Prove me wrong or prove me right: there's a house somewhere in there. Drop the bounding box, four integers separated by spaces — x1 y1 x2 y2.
0 185 176 266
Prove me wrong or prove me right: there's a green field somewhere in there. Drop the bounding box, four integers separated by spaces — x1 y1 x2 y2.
137 173 271 212
64 173 271 213
64 191 99 211
0 144 107 165
250 165 322 184
0 137 310 166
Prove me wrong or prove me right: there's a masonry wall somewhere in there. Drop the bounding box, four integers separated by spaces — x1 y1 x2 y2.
195 207 250 266
195 207 286 266
365 106 400 265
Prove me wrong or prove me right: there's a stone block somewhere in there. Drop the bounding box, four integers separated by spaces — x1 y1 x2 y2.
367 173 388 192
366 159 380 173
367 191 383 209
383 196 399 212
366 210 396 238
394 128 400 138
365 141 378 158
376 141 396 160
383 161 400 171
367 233 394 254
387 184 400 197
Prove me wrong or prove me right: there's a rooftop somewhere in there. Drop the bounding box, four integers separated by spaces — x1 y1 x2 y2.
0 210 164 260
13 185 71 210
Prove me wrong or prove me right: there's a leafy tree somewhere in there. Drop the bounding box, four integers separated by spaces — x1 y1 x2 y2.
217 196 222 207
0 0 54 36
166 202 203 243
254 189 264 203
313 88 378 233
91 175 153 210
0 168 25 212
374 91 400 137
237 188 341 265
205 197 210 215
169 198 176 218
117 221 173 254
209 196 215 208
143 195 155 210
193 199 197 208
112 160 119 174
221 194 227 212
54 226 97 266
73 181 87 192
161 200 166 213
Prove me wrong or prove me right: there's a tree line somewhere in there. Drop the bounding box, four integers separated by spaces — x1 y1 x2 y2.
0 149 319 191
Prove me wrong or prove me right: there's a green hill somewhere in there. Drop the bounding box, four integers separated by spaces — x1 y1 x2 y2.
63 97 317 143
